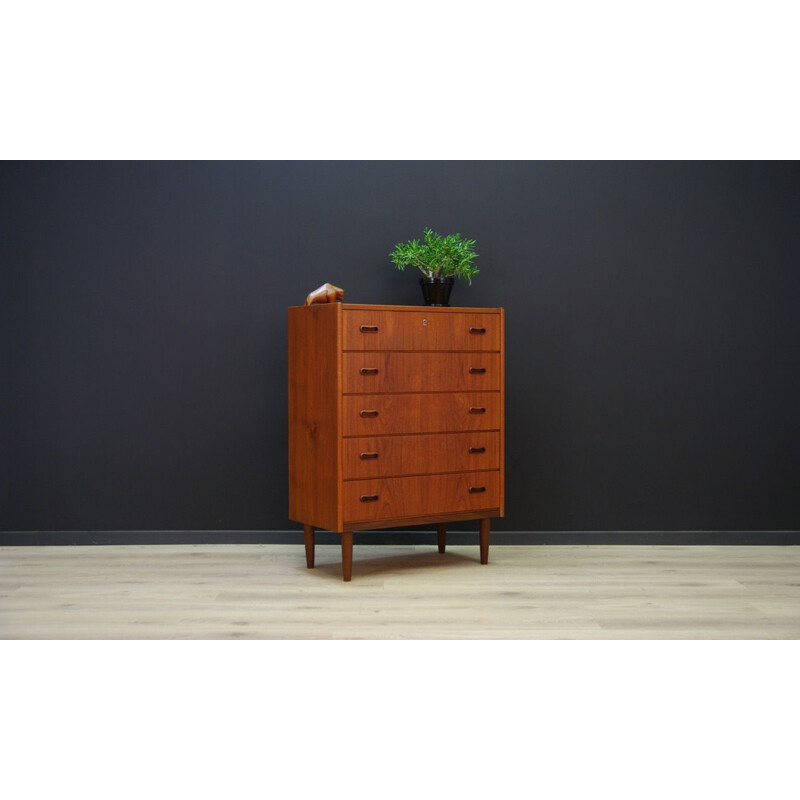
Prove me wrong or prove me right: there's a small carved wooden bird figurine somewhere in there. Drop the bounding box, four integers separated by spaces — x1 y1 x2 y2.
304 283 344 306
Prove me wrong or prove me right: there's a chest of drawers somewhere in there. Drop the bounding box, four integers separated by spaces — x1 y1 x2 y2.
288 303 505 580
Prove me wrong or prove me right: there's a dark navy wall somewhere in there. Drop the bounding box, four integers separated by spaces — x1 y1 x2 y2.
2 161 799 539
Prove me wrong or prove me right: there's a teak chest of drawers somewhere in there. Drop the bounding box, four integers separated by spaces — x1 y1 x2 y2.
288 303 505 580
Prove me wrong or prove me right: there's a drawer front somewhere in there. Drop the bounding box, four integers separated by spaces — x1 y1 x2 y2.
343 432 501 479
343 352 500 394
344 470 500 524
343 392 501 437
343 309 500 351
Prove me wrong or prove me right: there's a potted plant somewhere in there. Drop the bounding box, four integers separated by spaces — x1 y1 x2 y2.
390 227 479 306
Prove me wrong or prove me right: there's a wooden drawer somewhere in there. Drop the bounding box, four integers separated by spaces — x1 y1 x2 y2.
343 431 501 479
343 392 501 437
343 309 500 351
343 352 500 394
343 470 500 524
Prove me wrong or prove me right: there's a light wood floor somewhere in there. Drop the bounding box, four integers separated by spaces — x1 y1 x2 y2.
1 544 799 639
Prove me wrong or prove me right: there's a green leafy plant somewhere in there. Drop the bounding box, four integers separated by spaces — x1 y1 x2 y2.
390 227 479 284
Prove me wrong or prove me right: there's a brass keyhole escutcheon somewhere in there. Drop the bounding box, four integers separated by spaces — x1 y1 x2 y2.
423 318 428 327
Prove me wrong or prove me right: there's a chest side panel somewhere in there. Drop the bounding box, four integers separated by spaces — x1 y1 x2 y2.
288 304 341 531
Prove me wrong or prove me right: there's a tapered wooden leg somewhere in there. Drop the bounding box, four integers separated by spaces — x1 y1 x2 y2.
341 531 353 582
437 523 446 553
303 524 315 569
479 518 490 565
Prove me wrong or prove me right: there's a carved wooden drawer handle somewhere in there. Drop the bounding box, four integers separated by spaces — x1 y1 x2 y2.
360 367 379 375
469 407 486 414
359 452 379 460
360 410 379 417
469 367 486 374
469 327 486 334
360 325 379 333
469 486 486 493
468 446 486 454
360 494 379 502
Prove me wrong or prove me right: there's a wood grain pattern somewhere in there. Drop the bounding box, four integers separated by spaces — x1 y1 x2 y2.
344 508 502 531
3 544 798 639
338 304 498 313
499 308 506 516
343 432 501 479
343 309 501 351
288 303 504 579
341 532 353 582
288 304 342 531
437 523 447 553
343 392 501 437
342 471 500 524
342 352 500 394
304 524 315 568
480 518 490 564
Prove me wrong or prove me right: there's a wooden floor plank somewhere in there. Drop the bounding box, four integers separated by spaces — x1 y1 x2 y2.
1 544 798 639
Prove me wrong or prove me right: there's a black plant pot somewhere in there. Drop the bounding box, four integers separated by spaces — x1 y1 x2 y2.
419 276 454 306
